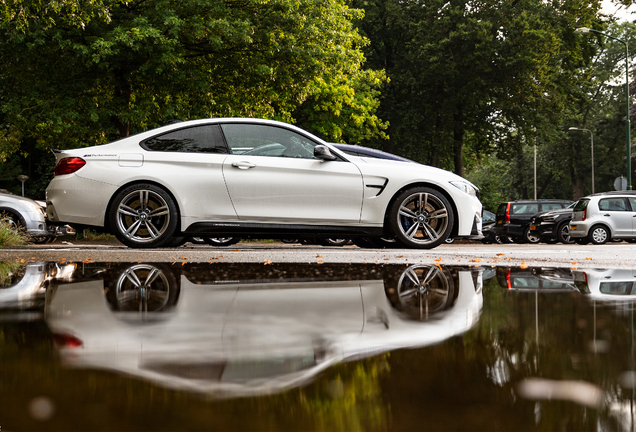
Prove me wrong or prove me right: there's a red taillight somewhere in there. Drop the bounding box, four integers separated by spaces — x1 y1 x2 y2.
54 157 86 176
504 203 511 223
52 332 83 348
582 209 586 221
506 269 512 289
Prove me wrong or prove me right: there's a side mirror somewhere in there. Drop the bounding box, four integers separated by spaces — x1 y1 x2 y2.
314 145 337 161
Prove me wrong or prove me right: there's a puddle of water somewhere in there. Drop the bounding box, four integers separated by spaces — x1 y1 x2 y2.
1 262 636 430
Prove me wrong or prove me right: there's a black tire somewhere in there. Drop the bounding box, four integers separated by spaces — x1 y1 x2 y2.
495 236 512 244
388 187 454 249
523 227 541 244
574 237 589 245
557 222 574 244
203 237 240 246
281 239 298 244
109 183 179 248
588 225 610 245
318 238 350 247
353 237 400 248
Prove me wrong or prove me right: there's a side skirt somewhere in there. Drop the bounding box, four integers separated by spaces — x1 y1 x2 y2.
181 222 385 239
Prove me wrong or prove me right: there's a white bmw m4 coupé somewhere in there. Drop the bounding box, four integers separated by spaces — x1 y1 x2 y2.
45 118 482 248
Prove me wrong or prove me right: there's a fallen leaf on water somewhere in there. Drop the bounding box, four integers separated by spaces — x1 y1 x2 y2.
496 253 505 256
571 262 577 265
434 258 442 262
234 249 240 251
264 260 272 265
586 257 593 260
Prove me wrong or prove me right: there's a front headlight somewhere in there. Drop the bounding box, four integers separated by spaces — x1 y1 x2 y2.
449 181 479 197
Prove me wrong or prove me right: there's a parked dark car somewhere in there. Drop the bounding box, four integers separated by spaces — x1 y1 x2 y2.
529 202 576 244
494 199 573 244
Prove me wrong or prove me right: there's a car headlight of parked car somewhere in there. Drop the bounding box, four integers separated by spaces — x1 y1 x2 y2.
449 181 479 197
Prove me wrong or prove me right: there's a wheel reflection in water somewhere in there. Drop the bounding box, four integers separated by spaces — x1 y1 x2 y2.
397 265 454 320
114 264 171 312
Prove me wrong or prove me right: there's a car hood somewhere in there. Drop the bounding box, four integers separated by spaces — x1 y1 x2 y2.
534 208 573 219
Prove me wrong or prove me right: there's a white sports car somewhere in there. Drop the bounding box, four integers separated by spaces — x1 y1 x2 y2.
45 118 482 248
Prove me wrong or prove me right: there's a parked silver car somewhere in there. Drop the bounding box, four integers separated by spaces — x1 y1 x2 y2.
569 191 636 244
0 191 49 237
0 191 75 243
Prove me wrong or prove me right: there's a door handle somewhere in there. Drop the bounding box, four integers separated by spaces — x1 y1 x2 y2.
231 161 257 169
603 214 611 217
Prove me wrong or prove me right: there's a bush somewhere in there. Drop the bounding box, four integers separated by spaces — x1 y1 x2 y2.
0 221 29 247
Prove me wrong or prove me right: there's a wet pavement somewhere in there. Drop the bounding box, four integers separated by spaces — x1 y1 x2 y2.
2 240 636 269
2 260 636 430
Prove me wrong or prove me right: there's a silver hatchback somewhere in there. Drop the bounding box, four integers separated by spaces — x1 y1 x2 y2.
569 191 636 244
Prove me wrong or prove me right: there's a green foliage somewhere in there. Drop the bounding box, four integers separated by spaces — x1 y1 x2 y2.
0 222 29 247
0 261 24 287
0 0 386 159
353 0 603 178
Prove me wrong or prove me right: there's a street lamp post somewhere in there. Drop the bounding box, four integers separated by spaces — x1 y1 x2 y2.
568 127 595 194
575 27 632 190
17 175 28 197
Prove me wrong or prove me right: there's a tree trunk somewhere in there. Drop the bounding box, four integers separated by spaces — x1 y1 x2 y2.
569 139 586 199
453 111 464 177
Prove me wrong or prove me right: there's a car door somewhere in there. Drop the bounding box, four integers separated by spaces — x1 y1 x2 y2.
598 197 632 237
140 124 238 221
220 123 364 224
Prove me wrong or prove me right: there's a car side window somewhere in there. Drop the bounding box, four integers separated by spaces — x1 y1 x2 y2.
599 198 628 211
629 198 636 211
221 124 318 159
511 203 538 214
141 125 228 154
541 203 563 211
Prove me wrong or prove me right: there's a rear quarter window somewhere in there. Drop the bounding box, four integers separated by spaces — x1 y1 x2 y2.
541 203 565 211
511 203 539 215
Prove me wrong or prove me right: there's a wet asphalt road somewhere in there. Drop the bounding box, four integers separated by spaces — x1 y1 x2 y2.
1 239 636 269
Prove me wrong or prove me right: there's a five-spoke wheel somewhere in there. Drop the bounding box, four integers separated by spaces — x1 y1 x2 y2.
396 265 455 320
109 184 178 248
389 187 453 249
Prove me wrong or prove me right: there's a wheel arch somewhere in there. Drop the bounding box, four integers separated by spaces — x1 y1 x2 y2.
383 182 459 238
103 180 183 234
0 207 27 226
588 223 613 239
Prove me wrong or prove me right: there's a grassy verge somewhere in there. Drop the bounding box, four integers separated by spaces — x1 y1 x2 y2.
0 222 29 247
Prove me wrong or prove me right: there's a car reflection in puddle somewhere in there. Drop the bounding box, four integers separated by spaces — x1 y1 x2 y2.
1 262 484 398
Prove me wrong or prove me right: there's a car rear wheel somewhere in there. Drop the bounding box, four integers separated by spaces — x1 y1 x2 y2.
588 225 610 245
557 222 574 244
109 184 179 248
389 187 453 249
203 237 240 246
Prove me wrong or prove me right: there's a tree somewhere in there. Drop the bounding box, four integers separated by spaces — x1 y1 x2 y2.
0 0 386 161
353 0 603 179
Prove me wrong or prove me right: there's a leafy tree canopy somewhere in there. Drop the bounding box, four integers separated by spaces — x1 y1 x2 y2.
0 0 387 160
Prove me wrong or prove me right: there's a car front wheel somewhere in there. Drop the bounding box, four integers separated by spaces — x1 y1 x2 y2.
389 187 454 249
557 223 574 244
589 225 610 245
109 184 179 248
